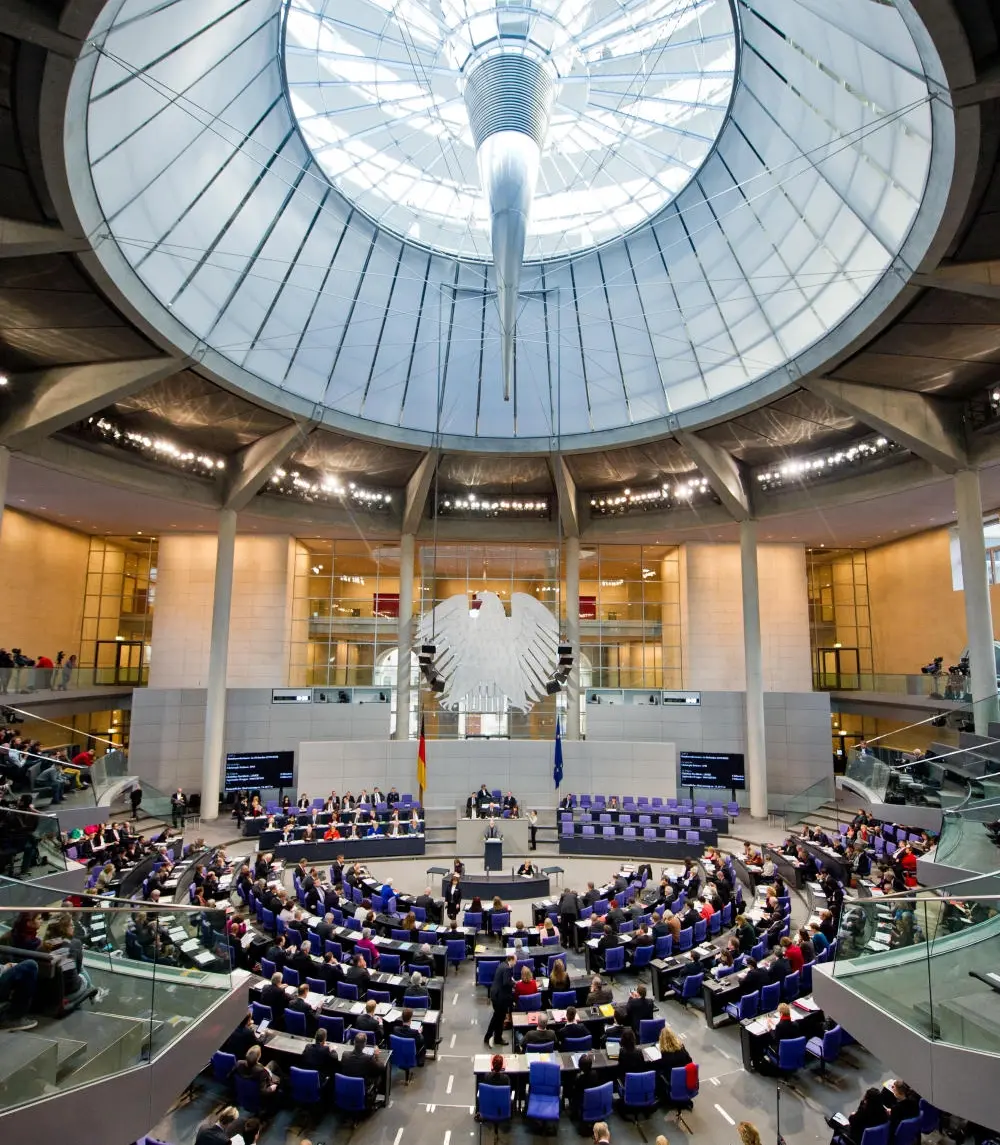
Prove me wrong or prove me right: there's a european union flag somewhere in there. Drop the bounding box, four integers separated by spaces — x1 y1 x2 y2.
553 717 564 790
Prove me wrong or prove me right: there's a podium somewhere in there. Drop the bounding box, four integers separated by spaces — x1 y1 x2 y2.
484 837 503 872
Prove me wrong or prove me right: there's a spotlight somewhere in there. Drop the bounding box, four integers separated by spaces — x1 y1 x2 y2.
546 680 563 694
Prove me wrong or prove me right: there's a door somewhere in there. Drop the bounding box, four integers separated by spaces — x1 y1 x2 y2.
94 640 146 685
815 647 860 690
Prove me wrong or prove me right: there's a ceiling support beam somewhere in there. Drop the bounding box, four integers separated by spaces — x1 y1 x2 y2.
223 422 312 512
549 454 579 537
953 60 1000 108
676 431 751 521
0 0 83 56
801 377 967 473
910 258 1000 301
0 217 87 259
0 357 185 449
402 449 439 535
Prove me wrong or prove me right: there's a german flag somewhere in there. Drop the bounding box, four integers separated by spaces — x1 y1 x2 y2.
416 717 427 803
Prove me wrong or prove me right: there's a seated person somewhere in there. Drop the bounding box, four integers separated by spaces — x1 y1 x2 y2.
391 1006 427 1067
616 1028 645 1080
338 1032 383 1105
479 1053 511 1112
587 975 612 1006
603 1005 630 1045
514 965 538 999
406 971 429 1003
626 984 655 1030
596 925 619 967
654 1025 691 1087
883 1080 921 1136
260 971 288 1026
739 957 770 999
516 859 536 877
0 956 39 1031
571 1053 606 1123
829 1087 890 1144
235 1045 280 1108
557 1006 586 1048
632 923 654 948
548 958 571 994
301 1027 339 1087
286 983 316 1034
287 939 315 981
345 953 371 994
223 1012 261 1061
355 998 384 1047
522 1013 554 1050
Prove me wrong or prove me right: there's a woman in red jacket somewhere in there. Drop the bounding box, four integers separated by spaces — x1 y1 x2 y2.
514 965 538 998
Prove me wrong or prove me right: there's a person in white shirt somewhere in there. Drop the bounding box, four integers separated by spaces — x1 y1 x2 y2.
229 1117 261 1145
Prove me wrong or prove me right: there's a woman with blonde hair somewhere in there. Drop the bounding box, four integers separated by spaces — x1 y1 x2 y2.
549 958 570 992
655 1024 692 1095
738 1123 763 1145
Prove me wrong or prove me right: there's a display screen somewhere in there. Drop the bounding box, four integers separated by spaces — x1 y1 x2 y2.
224 750 295 791
678 750 746 790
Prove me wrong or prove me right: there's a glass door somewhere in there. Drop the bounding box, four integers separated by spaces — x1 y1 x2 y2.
815 646 860 690
94 640 146 685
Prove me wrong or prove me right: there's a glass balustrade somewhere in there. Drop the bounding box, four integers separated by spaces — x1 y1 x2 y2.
0 805 68 878
934 796 1000 874
829 874 1000 1054
0 879 233 1115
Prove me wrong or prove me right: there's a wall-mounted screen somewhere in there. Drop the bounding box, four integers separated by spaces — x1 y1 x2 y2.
679 750 746 790
224 750 295 791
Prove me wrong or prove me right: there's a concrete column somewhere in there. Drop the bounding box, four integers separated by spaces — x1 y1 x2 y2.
0 445 9 539
565 535 581 739
394 533 415 740
200 508 236 821
740 519 768 818
954 469 999 733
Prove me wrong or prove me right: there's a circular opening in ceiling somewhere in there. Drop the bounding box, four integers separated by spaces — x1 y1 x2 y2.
281 0 738 262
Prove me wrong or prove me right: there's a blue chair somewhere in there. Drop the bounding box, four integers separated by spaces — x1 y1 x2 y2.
380 953 401 975
368 989 391 1004
308 930 322 949
211 1051 236 1085
918 1100 940 1135
464 912 483 930
284 1008 308 1036
580 1080 614 1126
250 1002 272 1026
766 1035 806 1074
806 1023 842 1076
260 957 276 979
404 994 428 1009
604 945 626 978
708 912 722 936
751 941 767 962
325 941 342 960
525 1060 561 1126
334 1073 369 1121
491 911 510 935
446 938 466 974
390 1032 419 1084
290 1066 323 1107
552 989 577 1007
725 991 758 1024
632 944 654 976
282 967 300 987
620 1070 658 1125
894 1117 922 1145
477 959 500 988
478 1082 513 1144
852 1126 890 1145
800 961 814 994
760 982 781 1013
677 927 693 952
638 1017 665 1044
318 1013 344 1042
563 1033 593 1052
693 919 707 943
337 981 359 1000
234 1073 263 1114
654 934 673 959
782 971 800 1001
517 992 542 1012
307 977 327 995
667 1064 699 1130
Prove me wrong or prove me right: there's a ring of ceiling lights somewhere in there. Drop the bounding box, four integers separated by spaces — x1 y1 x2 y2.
62 0 954 453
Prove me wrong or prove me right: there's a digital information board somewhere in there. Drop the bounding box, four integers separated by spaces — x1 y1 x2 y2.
224 750 295 791
678 750 746 790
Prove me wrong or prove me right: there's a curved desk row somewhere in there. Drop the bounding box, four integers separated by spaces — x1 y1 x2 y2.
263 837 425 861
559 835 710 860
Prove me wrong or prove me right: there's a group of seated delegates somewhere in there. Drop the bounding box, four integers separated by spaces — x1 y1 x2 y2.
828 1080 922 1145
465 783 519 818
0 907 96 1031
241 789 424 840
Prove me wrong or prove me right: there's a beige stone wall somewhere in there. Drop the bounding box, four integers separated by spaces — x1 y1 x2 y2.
0 510 89 659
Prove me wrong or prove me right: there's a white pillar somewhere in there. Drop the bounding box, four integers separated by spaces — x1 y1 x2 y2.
741 519 768 818
200 508 236 821
394 533 415 740
0 445 9 539
565 535 581 739
955 469 999 734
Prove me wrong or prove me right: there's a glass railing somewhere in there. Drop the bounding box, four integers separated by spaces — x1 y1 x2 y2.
829 875 1000 1054
844 748 894 802
934 796 1000 873
0 880 232 1115
769 775 836 824
0 804 68 878
814 671 972 699
0 664 146 696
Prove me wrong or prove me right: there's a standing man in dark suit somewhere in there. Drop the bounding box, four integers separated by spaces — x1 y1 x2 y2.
558 887 580 948
484 954 516 1047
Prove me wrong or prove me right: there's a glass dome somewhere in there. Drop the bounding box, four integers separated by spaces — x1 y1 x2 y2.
282 0 738 261
67 0 952 449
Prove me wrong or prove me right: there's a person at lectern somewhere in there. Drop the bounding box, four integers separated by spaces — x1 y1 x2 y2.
484 819 502 840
